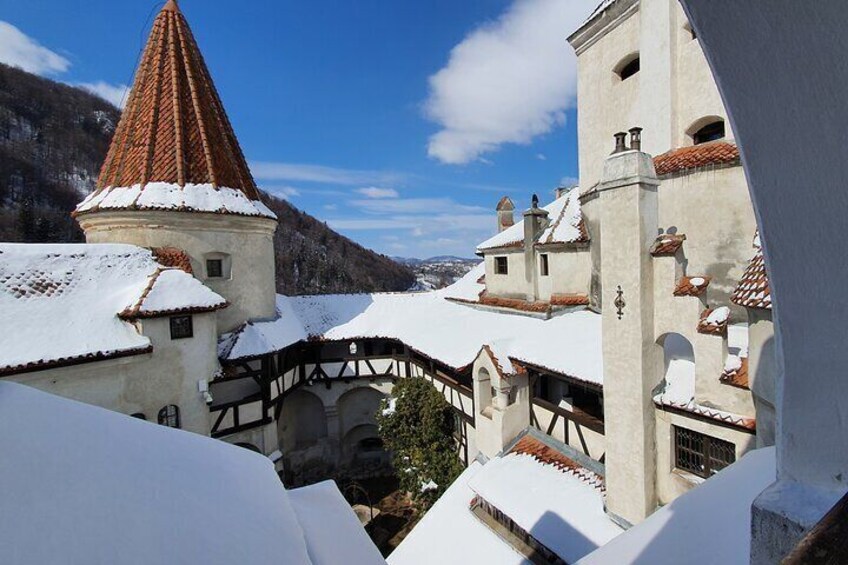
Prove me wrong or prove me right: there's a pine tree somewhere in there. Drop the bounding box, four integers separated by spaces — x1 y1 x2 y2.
376 377 464 510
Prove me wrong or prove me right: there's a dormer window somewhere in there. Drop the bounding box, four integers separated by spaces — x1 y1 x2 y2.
692 120 725 145
614 53 640 81
495 256 509 275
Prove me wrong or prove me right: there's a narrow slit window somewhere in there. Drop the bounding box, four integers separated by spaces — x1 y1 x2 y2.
540 254 550 276
206 258 223 278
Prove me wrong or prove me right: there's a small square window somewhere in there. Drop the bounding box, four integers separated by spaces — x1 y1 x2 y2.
206 259 223 278
495 256 508 275
170 315 193 340
158 405 181 428
540 254 550 276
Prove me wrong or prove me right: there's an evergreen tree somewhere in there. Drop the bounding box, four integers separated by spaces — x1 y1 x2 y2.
16 198 36 242
376 377 463 510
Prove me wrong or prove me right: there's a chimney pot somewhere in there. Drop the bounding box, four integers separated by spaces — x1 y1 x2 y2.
613 132 628 154
629 127 643 151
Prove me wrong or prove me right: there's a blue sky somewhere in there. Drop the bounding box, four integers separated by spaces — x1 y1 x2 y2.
1 0 596 258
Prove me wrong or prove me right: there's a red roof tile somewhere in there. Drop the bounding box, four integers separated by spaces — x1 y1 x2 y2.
653 141 740 176
721 357 750 390
151 247 193 274
496 196 515 211
650 233 686 257
697 307 729 336
509 435 605 492
550 293 590 307
731 232 771 310
94 1 260 200
674 275 711 297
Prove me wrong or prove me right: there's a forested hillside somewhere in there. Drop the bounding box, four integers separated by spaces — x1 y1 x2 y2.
0 63 414 294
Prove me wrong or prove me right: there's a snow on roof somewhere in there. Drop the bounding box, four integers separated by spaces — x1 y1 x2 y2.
469 452 623 563
220 267 603 385
476 190 587 253
76 182 277 219
388 462 529 565
0 243 226 375
576 447 776 564
288 480 385 565
121 268 228 318
0 381 320 564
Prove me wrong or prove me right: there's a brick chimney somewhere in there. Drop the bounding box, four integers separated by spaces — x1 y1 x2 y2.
496 196 515 233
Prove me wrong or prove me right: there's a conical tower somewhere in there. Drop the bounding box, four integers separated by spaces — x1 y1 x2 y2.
76 0 278 333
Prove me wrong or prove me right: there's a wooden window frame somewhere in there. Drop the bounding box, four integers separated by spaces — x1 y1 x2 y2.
673 425 735 478
169 315 194 340
494 256 508 275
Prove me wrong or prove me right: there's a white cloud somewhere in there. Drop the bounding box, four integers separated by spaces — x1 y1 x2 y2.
324 204 339 211
424 0 596 164
251 161 405 186
76 81 130 108
355 187 400 199
266 186 300 199
536 153 547 161
350 197 487 215
0 21 69 76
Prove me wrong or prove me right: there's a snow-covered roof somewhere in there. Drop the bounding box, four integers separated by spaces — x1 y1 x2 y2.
0 244 226 375
576 447 776 564
76 182 277 219
469 452 622 563
0 381 381 564
220 265 604 385
388 462 528 565
389 434 621 565
476 190 588 253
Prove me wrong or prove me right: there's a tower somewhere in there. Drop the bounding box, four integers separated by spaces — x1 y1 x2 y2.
496 196 515 233
598 130 661 526
75 0 278 333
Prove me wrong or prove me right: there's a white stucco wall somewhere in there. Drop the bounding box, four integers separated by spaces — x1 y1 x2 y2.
654 408 756 505
8 312 219 435
483 250 530 300
535 246 592 302
78 210 278 333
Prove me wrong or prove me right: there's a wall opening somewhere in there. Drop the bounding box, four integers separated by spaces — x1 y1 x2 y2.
614 53 641 81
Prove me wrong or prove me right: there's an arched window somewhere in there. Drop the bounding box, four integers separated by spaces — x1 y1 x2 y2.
660 333 696 398
130 412 146 420
691 119 726 145
614 53 641 81
158 404 181 429
477 367 493 417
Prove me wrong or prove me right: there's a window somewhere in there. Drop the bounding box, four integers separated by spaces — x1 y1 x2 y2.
495 256 508 275
540 254 550 276
674 426 735 478
206 258 223 278
684 22 697 41
692 120 725 144
130 412 146 420
170 315 193 340
615 54 641 81
158 404 181 428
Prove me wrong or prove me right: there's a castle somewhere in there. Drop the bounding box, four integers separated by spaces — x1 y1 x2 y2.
0 0 787 562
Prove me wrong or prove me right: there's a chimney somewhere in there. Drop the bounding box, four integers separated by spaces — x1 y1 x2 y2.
612 131 629 154
523 194 550 300
496 196 515 233
629 127 643 151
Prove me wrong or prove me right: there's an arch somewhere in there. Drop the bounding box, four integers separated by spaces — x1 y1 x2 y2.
476 367 493 416
337 386 386 440
234 442 262 454
614 52 641 81
278 389 327 451
157 404 180 428
657 333 695 395
340 423 386 465
686 116 725 145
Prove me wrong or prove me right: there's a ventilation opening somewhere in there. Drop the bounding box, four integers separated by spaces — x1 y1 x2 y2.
684 22 697 41
615 54 640 81
692 120 726 145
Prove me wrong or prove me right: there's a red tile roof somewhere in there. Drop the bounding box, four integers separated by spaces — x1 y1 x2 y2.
653 141 740 176
478 292 551 314
674 275 711 297
731 233 772 310
151 247 193 274
509 435 605 492
550 293 590 307
650 233 686 257
94 1 260 200
721 357 750 390
496 196 515 211
697 307 729 336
